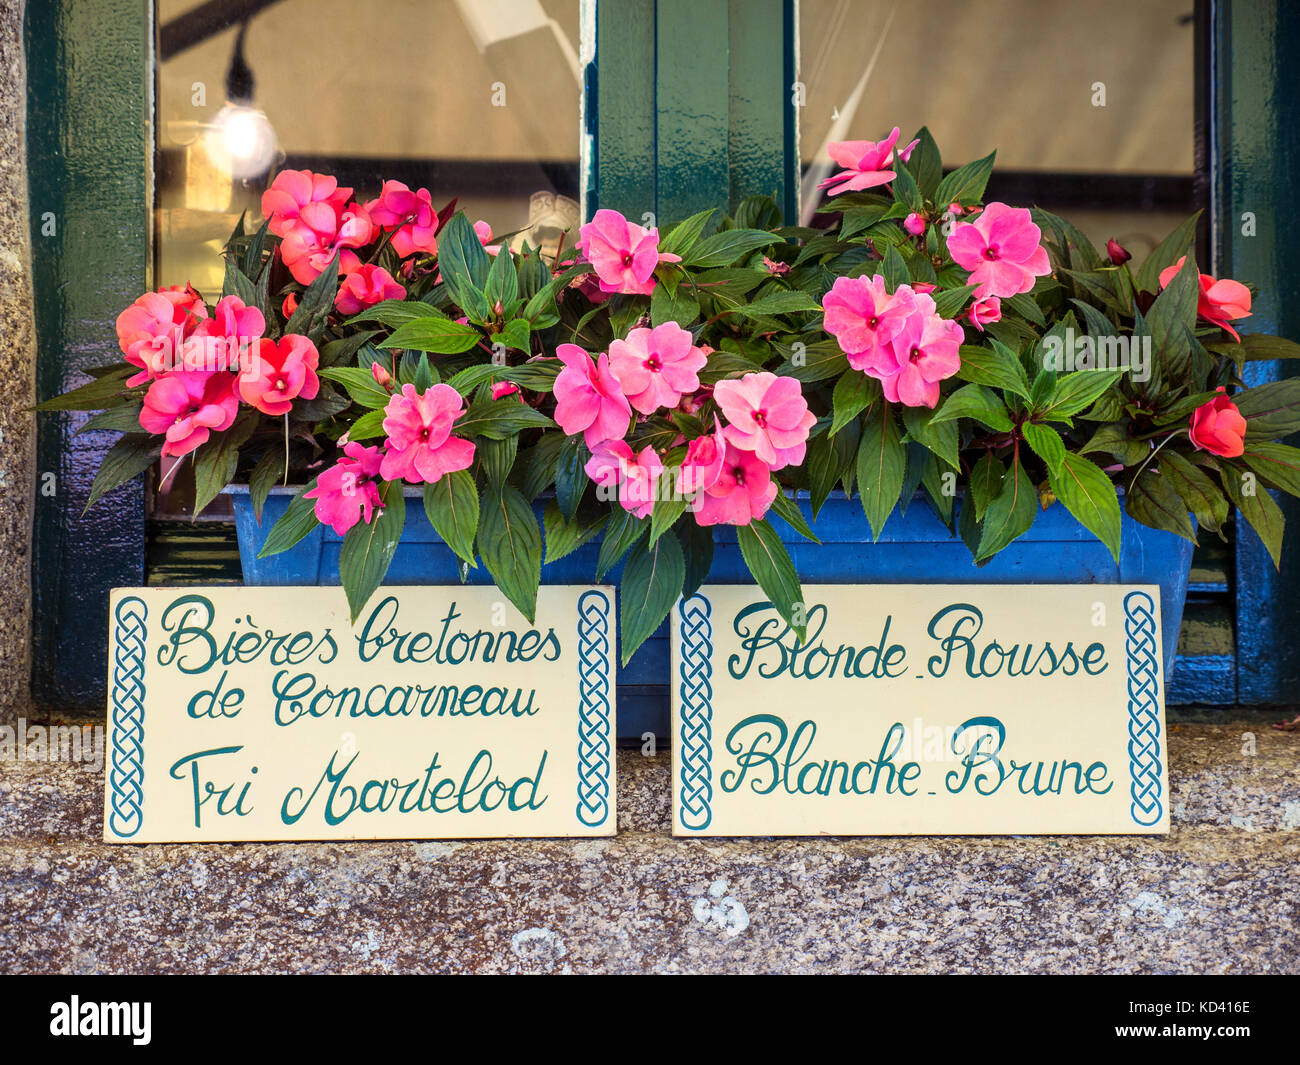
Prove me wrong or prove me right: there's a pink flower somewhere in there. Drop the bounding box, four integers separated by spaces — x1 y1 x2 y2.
303 442 385 536
491 381 521 400
371 361 393 388
335 264 406 316
1158 256 1253 342
379 383 475 484
474 220 502 255
116 288 209 386
552 343 632 448
946 202 1051 298
585 440 664 519
237 334 321 416
675 416 727 497
762 256 790 276
1106 239 1132 265
714 371 816 470
1188 386 1247 458
693 443 778 527
818 128 919 196
365 180 440 258
139 370 238 458
967 294 1002 331
821 274 914 374
904 212 927 236
878 311 964 408
281 293 298 319
178 295 266 375
608 322 708 415
575 209 681 296
263 170 375 285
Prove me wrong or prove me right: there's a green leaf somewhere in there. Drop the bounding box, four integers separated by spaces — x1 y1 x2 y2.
476 485 543 622
807 430 839 518
933 284 979 319
345 299 448 328
84 433 160 511
1146 254 1198 377
881 245 909 291
484 244 519 310
685 228 779 268
902 405 960 469
736 519 807 642
1080 423 1150 466
1222 465 1284 567
1022 422 1066 476
1127 468 1196 542
679 518 715 599
930 384 1013 431
977 453 1035 561
968 453 1005 520
830 370 874 436
727 289 822 319
1133 212 1201 294
494 318 531 353
1242 441 1300 496
1160 450 1229 531
955 341 1031 398
76 402 145 435
222 259 258 306
555 434 587 519
193 413 256 515
339 481 406 622
1003 292 1046 327
380 317 483 354
595 507 648 580
1234 378 1300 437
248 448 284 522
855 403 907 540
1237 333 1300 361
619 531 686 666
346 408 386 441
907 127 943 198
284 253 340 341
438 213 494 316
1048 453 1121 560
1034 370 1123 422
651 280 700 327
543 502 606 563
319 366 391 409
457 396 555 439
935 150 996 207
423 469 479 566
257 480 322 557
768 492 820 543
36 367 136 411
649 497 688 545
659 208 717 257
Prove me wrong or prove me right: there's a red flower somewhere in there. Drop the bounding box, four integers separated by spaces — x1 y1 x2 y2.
1188 387 1247 458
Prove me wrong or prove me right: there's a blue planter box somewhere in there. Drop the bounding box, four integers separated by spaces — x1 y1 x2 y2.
229 486 1193 742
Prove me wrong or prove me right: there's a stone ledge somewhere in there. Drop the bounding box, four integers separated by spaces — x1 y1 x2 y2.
1 724 1297 974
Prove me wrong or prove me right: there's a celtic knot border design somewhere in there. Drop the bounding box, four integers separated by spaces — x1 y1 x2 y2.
575 589 613 828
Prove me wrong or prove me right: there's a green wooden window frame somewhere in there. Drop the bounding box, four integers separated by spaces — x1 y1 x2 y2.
25 0 1297 709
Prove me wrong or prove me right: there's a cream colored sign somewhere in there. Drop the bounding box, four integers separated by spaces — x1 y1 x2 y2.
104 586 616 842
671 585 1168 836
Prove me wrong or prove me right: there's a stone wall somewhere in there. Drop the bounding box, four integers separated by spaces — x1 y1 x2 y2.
0 0 34 724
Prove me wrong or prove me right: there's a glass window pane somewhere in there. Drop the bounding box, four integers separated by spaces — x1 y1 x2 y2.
797 0 1196 253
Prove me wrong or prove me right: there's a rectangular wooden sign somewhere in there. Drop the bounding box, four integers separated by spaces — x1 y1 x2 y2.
104 585 616 841
671 584 1168 836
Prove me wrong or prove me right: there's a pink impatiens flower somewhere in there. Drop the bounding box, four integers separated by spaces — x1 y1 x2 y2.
575 209 681 296
818 128 919 196
1188 386 1247 458
675 416 727 498
237 334 321 416
116 287 209 386
138 370 238 458
379 383 476 485
552 343 632 448
1158 256 1253 342
967 294 1002 331
335 264 406 315
585 440 664 519
714 371 817 470
693 443 778 527
608 322 709 415
262 169 375 285
822 273 915 374
491 381 521 400
303 442 385 536
946 201 1051 298
879 310 964 408
365 180 440 259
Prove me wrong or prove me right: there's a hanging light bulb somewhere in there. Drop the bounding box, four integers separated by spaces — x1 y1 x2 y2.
204 19 278 180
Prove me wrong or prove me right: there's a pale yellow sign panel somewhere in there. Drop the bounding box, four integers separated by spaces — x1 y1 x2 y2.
104 586 616 842
671 585 1168 836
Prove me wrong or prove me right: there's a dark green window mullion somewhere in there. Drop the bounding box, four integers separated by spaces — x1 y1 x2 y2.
589 0 798 225
26 0 153 709
1211 0 1300 703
